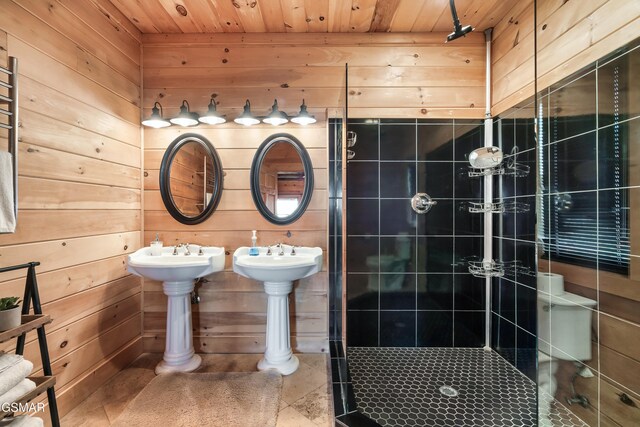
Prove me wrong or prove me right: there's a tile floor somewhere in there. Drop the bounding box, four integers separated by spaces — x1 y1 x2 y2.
61 353 333 427
346 347 587 427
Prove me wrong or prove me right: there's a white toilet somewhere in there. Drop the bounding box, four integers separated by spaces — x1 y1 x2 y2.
537 272 596 425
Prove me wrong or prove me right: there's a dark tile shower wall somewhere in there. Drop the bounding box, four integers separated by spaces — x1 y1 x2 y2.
345 119 486 348
536 42 640 426
492 43 640 427
491 102 539 381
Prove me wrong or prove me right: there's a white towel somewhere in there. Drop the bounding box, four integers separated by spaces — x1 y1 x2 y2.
0 151 16 233
0 353 23 374
0 378 36 406
0 360 32 396
0 415 44 427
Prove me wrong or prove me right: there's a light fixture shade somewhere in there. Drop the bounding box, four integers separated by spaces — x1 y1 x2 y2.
142 102 171 128
291 99 316 125
234 99 260 126
262 99 288 126
198 98 226 125
170 100 199 127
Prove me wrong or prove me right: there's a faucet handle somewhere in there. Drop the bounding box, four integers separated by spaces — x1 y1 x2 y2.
198 246 205 256
290 246 297 256
266 246 273 256
172 244 182 255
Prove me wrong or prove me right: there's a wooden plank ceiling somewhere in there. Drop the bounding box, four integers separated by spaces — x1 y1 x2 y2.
107 0 512 33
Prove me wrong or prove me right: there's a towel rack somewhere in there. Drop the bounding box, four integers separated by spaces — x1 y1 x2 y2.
0 262 59 427
0 56 18 221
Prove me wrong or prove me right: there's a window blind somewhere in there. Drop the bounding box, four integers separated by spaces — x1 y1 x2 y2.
538 62 630 273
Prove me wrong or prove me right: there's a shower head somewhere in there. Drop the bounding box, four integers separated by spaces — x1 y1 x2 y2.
446 0 474 43
447 24 474 42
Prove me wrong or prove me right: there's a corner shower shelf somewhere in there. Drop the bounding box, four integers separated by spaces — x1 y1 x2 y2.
468 201 530 214
467 161 530 178
468 260 535 278
503 261 536 278
504 161 530 177
468 260 505 278
467 166 505 177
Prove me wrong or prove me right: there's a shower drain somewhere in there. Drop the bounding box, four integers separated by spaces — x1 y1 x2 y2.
439 385 459 397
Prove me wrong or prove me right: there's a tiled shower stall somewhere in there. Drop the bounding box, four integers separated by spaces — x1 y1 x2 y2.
330 37 640 426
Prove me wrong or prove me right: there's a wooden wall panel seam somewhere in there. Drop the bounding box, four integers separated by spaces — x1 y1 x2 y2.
0 231 142 282
7 35 141 124
7 306 141 371
55 0 141 64
17 76 141 146
11 0 141 83
140 32 485 46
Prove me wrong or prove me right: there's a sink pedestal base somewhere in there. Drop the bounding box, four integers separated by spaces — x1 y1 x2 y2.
258 281 299 376
156 280 201 375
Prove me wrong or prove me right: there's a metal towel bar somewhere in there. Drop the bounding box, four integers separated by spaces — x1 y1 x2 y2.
1 56 18 229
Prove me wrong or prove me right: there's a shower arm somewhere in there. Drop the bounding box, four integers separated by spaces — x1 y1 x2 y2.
449 0 463 33
446 0 473 42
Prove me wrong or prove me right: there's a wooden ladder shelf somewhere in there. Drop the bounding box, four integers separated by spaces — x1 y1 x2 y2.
0 262 60 427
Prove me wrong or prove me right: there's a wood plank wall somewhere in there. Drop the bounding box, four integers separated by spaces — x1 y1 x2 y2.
141 32 487 119
143 125 329 354
491 0 640 115
0 1 142 423
141 33 487 354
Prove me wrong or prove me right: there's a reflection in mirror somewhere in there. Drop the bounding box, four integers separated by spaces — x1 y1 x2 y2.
251 133 313 225
169 141 215 217
259 142 305 218
160 134 223 225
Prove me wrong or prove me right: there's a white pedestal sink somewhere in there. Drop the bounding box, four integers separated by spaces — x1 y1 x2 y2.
233 245 322 375
128 244 225 375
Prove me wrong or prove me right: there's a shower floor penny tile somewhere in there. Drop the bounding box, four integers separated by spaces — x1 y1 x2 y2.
61 353 332 427
347 347 588 427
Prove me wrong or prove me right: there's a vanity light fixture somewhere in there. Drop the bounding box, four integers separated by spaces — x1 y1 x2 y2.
198 97 226 125
290 99 317 125
262 99 289 126
141 102 171 128
144 99 315 128
234 99 260 126
170 100 199 127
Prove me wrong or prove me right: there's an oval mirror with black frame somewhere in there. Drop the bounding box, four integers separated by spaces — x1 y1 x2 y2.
159 133 223 225
250 133 314 225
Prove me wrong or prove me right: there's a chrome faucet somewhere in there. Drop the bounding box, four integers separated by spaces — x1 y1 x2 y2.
266 243 285 256
172 243 199 256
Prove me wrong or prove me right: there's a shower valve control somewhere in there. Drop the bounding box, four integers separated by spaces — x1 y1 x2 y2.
411 193 437 214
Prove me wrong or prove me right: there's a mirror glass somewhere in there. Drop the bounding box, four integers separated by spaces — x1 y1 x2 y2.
169 141 214 217
259 142 305 218
251 134 313 225
160 134 223 225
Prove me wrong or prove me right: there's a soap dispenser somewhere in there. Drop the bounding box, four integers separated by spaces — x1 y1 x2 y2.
249 230 259 256
150 233 163 256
